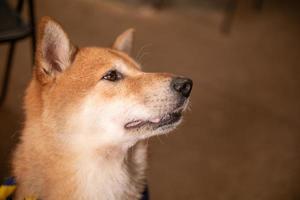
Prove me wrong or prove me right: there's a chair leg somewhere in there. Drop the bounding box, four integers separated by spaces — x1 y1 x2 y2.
0 42 16 106
221 0 238 34
28 0 36 66
254 0 264 11
31 32 36 65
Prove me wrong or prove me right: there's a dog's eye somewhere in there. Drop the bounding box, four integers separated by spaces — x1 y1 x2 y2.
102 70 123 82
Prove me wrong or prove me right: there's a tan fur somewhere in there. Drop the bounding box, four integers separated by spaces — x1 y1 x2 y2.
12 17 191 200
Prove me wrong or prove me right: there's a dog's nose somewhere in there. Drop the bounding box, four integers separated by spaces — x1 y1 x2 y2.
171 77 193 98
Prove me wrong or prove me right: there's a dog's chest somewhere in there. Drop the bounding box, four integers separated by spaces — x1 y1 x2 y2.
72 155 137 200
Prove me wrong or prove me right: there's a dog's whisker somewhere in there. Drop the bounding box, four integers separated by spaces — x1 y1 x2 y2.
187 104 192 112
135 43 152 62
155 134 164 144
137 52 151 65
138 53 151 66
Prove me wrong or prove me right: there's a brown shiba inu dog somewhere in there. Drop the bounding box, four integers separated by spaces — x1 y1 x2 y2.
12 17 192 200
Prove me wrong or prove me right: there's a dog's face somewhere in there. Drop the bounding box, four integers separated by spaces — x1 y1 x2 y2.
34 17 192 149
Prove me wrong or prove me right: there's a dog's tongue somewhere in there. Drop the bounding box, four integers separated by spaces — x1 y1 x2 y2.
150 117 160 123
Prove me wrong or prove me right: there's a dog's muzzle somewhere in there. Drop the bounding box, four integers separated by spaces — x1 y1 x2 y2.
124 77 193 131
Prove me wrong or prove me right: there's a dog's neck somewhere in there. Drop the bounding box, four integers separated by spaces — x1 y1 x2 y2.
30 123 148 200
70 140 148 200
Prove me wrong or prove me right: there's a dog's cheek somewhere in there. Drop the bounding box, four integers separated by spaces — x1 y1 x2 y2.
64 97 125 143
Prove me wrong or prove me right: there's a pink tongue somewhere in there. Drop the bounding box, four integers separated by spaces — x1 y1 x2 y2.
150 117 160 123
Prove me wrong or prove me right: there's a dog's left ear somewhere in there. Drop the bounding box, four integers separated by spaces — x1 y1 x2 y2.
112 28 135 55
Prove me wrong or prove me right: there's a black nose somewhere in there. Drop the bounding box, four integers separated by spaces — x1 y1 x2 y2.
171 77 193 98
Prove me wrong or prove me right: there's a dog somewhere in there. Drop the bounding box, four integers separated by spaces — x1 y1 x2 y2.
12 16 193 200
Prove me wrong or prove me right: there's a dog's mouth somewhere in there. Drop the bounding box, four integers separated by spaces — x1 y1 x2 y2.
125 110 182 130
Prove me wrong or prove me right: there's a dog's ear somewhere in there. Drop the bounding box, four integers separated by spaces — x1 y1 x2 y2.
35 16 77 84
112 28 135 55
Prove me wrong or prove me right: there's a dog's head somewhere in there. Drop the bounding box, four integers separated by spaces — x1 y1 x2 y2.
33 17 192 148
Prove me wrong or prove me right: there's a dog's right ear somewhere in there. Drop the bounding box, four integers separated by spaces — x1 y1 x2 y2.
35 17 77 84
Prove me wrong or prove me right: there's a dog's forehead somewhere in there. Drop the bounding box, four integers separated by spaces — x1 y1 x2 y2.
107 49 141 70
75 47 141 73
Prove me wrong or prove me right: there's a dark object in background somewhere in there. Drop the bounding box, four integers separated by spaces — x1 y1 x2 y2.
140 0 264 34
221 0 238 34
254 0 264 10
0 0 36 106
143 0 169 9
141 186 149 200
222 0 264 33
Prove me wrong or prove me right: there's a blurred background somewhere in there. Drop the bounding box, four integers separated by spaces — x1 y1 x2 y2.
0 0 300 199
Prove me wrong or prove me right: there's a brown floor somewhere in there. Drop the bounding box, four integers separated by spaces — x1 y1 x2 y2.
1 0 300 199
